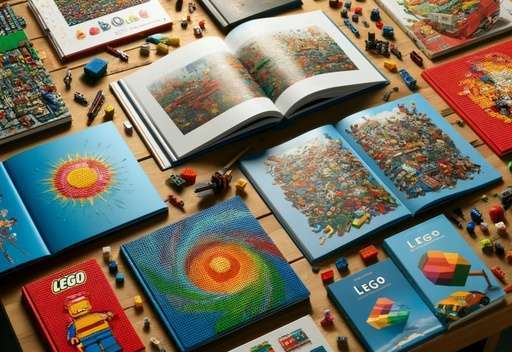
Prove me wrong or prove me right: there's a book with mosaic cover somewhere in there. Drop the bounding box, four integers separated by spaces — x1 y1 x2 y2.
111 11 387 169
121 197 310 352
240 94 501 263
328 259 445 352
0 122 166 275
383 215 505 328
422 40 512 156
28 0 172 61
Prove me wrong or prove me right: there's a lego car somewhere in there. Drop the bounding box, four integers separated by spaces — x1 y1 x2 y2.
435 291 490 321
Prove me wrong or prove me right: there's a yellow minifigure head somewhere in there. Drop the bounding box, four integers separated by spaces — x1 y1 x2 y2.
65 292 92 318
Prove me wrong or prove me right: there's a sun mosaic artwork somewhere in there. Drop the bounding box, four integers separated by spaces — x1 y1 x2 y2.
347 102 481 199
265 135 399 244
458 52 512 124
45 154 116 206
123 198 308 346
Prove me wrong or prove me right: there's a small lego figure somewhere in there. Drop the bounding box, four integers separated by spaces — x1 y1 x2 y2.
351 13 359 23
466 221 476 235
329 0 340 8
375 20 384 29
489 205 505 223
479 238 493 254
195 170 233 193
499 187 512 210
409 51 423 67
102 246 111 263
140 43 151 57
479 222 489 235
470 208 483 224
320 309 334 328
65 292 121 352
180 168 197 185
168 194 185 210
335 257 349 274
180 19 188 29
193 26 203 38
104 104 115 121
359 245 378 265
390 44 402 60
370 8 380 21
198 20 206 30
105 46 129 62
64 69 72 90
491 265 507 284
344 0 352 9
494 241 505 256
108 260 118 275
340 8 348 18
337 336 349 351
235 178 248 195
320 270 334 285
150 337 166 352
354 7 363 15
134 296 143 311
175 0 183 11
74 92 88 106
143 317 151 331
115 273 124 286
382 25 394 39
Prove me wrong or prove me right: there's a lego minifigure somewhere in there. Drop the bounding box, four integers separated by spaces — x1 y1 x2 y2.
320 309 335 328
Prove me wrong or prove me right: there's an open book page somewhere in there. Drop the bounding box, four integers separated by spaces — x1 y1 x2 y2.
336 94 502 214
225 11 387 116
240 125 411 263
3 123 166 254
119 37 281 159
0 163 49 273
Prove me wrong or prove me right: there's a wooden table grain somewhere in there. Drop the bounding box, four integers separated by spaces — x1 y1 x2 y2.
2 1 512 351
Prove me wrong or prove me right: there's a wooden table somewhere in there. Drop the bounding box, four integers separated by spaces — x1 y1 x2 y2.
2 0 512 351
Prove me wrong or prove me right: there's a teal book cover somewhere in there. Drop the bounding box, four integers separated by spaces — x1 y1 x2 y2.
328 259 444 352
121 197 310 352
383 215 505 327
2 122 167 254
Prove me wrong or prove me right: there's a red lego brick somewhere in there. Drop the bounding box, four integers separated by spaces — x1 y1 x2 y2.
359 245 379 265
320 270 335 285
489 205 505 223
180 167 197 185
491 265 507 284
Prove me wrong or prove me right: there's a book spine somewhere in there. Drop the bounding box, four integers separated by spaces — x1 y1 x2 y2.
120 245 188 352
21 286 59 352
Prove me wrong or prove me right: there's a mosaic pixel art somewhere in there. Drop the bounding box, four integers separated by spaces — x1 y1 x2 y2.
148 52 265 135
265 134 399 245
347 102 481 199
0 203 22 264
55 0 149 26
238 26 357 101
458 52 512 124
366 297 410 330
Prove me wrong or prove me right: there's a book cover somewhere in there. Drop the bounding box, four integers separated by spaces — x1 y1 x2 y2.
240 125 411 264
328 259 445 352
22 259 144 352
383 215 505 327
422 40 512 156
200 0 303 31
375 0 512 58
0 34 70 145
121 197 310 352
28 0 172 61
228 315 333 352
3 122 167 253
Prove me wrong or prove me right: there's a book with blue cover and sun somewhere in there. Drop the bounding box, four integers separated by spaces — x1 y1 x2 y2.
121 197 310 352
240 93 502 263
0 122 166 275
383 215 505 328
328 259 445 352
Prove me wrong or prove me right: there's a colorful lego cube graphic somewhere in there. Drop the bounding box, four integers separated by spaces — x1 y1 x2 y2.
250 341 275 352
419 251 491 287
278 328 310 351
366 297 409 330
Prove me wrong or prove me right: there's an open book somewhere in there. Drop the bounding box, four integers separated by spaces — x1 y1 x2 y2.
111 11 387 169
0 123 167 275
240 94 501 263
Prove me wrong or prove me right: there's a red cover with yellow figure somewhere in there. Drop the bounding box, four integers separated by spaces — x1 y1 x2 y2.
22 259 144 352
422 40 512 156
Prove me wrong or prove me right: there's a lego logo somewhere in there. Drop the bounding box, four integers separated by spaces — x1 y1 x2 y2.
51 271 87 294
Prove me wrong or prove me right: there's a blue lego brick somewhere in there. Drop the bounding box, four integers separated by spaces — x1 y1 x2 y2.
335 257 349 273
84 58 108 79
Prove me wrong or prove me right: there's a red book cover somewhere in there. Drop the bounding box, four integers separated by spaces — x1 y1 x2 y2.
22 259 144 352
422 40 512 156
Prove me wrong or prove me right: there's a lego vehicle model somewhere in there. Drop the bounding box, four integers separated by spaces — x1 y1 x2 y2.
435 291 490 321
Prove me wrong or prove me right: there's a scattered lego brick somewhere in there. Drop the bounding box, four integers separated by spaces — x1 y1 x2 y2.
123 120 134 135
195 170 233 193
354 7 363 15
499 187 512 210
167 174 187 190
337 336 349 351
156 42 169 55
466 221 476 235
398 68 417 90
150 337 165 352
384 60 397 72
106 46 129 62
479 222 489 235
470 208 483 224
382 25 394 40
320 309 334 328
102 246 111 263
507 250 512 264
365 32 389 57
74 92 88 106
64 69 72 90
108 260 118 274
143 317 151 331
494 241 505 256
370 8 380 21
235 178 248 194
180 168 197 185
359 245 378 265
103 104 115 120
335 257 349 274
320 270 334 285
489 205 505 223
115 273 125 286
496 221 507 236
168 194 185 210
479 238 493 254
329 0 341 8
140 43 151 57
491 265 507 284
84 57 107 80
134 295 143 311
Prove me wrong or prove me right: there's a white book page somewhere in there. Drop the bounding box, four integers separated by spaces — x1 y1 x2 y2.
225 11 386 116
121 37 281 159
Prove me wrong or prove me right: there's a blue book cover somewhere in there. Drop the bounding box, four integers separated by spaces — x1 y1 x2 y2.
240 93 501 263
121 197 310 352
328 259 445 352
383 215 505 328
2 122 167 254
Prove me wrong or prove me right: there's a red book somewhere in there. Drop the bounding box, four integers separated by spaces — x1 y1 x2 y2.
422 40 512 156
22 259 144 352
